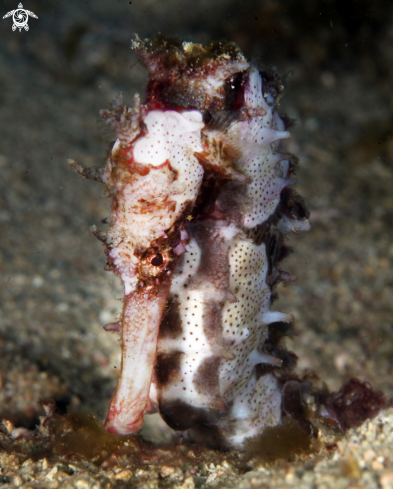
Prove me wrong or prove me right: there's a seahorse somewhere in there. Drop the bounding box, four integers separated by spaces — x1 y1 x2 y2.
70 35 310 449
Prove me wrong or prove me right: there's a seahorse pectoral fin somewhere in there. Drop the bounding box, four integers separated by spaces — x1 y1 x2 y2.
105 282 171 435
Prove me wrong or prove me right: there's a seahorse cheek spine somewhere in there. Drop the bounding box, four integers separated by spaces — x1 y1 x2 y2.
74 37 310 449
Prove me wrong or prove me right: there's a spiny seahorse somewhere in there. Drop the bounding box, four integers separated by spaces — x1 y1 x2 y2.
70 35 310 449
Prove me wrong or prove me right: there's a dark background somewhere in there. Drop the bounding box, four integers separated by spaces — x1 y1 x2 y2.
0 0 392 428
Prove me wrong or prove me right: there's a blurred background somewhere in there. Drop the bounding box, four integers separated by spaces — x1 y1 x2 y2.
0 0 392 429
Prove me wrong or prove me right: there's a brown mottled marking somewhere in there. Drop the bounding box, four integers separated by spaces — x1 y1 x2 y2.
190 221 232 293
159 399 222 431
158 296 183 340
155 352 183 387
278 187 310 221
202 302 227 354
193 355 222 398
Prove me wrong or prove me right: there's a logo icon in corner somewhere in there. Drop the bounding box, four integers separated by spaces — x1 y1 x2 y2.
3 3 38 32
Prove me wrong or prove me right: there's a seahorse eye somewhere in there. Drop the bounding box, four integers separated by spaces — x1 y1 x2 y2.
139 249 171 279
151 253 164 266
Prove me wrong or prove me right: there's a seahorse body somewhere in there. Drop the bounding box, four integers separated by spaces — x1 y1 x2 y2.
74 36 310 449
